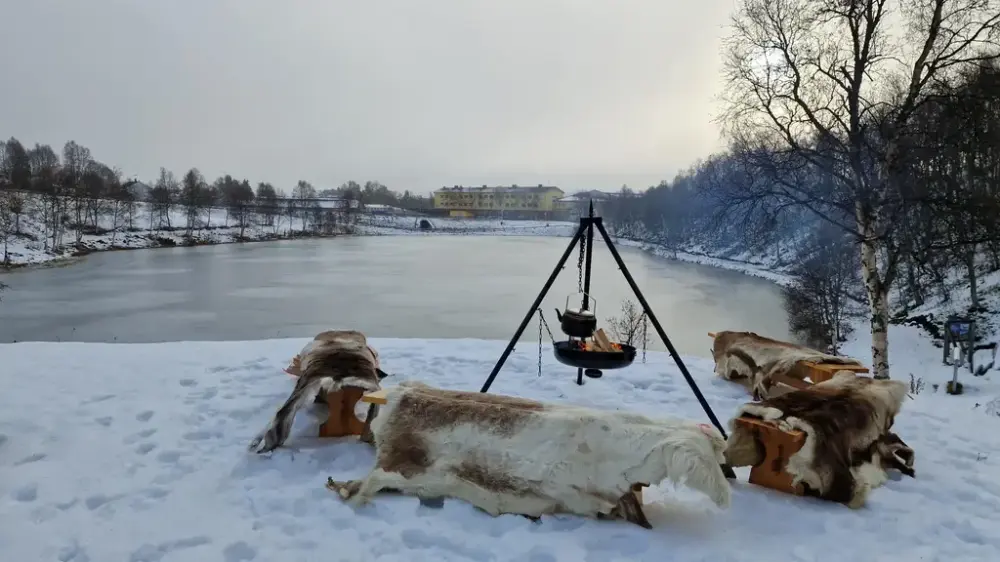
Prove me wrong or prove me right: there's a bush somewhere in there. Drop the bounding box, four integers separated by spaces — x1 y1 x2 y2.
606 298 650 350
783 234 865 354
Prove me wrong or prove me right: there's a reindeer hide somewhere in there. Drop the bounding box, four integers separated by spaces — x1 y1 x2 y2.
711 330 863 399
249 330 381 454
328 381 731 528
723 372 914 508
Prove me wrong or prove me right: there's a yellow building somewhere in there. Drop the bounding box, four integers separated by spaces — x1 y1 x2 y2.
432 184 565 218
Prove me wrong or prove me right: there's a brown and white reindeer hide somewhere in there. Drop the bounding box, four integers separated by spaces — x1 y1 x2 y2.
249 330 382 454
723 372 915 508
711 331 863 399
328 381 732 528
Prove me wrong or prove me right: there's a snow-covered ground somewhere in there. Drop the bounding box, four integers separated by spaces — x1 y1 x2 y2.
1 337 998 562
3 202 312 267
611 238 793 286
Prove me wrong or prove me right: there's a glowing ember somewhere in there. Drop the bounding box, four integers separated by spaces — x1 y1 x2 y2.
574 340 623 352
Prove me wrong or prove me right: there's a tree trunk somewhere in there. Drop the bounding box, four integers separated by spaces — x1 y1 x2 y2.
967 244 979 311
905 259 923 307
858 212 891 379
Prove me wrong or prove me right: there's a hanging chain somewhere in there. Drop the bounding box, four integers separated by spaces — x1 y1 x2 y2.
538 308 556 341
577 236 585 293
641 312 648 364
538 311 543 377
537 308 556 377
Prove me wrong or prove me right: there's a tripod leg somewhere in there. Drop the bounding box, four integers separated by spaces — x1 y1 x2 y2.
479 223 587 393
594 221 736 479
577 203 596 386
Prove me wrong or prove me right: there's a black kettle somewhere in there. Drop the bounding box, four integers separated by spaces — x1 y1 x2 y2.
554 307 597 339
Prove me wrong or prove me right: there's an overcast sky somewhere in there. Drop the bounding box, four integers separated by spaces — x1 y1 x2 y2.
0 1 734 195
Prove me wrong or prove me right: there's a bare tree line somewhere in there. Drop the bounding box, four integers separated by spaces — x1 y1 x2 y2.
601 0 1000 378
0 138 435 263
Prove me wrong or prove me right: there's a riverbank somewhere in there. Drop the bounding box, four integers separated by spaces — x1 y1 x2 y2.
610 237 792 286
606 234 1000 392
1 203 578 270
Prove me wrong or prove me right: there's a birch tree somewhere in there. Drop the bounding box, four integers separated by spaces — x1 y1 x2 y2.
720 0 1000 378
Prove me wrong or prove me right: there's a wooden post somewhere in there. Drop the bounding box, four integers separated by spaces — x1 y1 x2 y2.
794 362 869 384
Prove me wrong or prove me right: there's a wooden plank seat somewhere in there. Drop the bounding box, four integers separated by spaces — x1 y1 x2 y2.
283 357 388 439
733 415 806 495
707 332 869 391
318 387 388 439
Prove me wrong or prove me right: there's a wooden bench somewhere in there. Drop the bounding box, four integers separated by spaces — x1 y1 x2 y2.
318 388 387 438
707 332 869 390
733 416 806 495
284 358 388 439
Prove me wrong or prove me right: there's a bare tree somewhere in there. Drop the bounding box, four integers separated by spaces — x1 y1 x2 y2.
721 0 1000 378
150 167 178 230
61 141 93 243
284 196 298 234
230 180 256 239
255 182 279 229
199 180 218 227
605 298 650 348
106 173 133 245
179 168 205 234
2 191 25 235
0 191 15 265
28 144 63 249
338 181 362 231
1 137 31 192
784 231 866 354
292 180 317 231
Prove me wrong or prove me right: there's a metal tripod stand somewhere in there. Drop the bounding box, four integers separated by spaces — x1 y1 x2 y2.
479 201 736 479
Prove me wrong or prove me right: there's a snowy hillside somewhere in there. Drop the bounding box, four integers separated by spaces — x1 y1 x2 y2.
0 337 998 561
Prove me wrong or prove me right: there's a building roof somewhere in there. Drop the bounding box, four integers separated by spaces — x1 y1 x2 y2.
435 184 563 195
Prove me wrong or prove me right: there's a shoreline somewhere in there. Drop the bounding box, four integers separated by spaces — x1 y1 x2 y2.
1 228 351 274
609 236 792 286
2 224 789 287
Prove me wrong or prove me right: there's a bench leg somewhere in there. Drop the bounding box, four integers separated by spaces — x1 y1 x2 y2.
319 388 368 438
606 484 652 529
747 426 804 495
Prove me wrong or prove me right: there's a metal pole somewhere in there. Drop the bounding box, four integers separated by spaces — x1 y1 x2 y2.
578 201 596 385
593 220 736 479
593 222 729 434
479 222 588 393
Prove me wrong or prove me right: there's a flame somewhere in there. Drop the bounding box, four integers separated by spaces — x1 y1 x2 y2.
574 340 623 352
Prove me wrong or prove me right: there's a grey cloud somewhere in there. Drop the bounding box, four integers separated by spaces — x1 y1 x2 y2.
0 0 732 194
